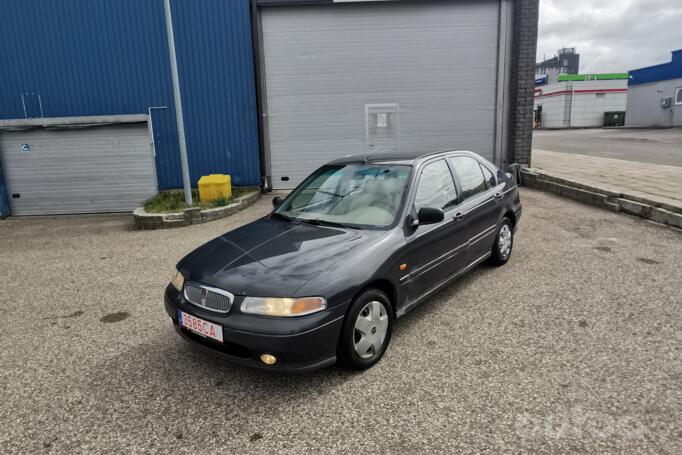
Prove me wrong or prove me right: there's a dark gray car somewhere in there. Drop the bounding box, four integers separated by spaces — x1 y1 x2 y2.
165 149 522 372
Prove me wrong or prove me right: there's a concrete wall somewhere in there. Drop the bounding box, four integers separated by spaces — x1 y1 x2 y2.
625 78 682 127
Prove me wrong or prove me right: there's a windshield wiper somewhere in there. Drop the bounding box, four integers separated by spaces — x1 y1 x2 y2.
271 212 296 222
315 189 344 198
299 218 359 230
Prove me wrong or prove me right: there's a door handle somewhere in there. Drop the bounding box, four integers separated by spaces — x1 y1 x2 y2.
494 192 503 200
453 211 465 221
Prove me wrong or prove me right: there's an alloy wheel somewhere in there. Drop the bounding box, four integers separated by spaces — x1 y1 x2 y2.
498 224 512 259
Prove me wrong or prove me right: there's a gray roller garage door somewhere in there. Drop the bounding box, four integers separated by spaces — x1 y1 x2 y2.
0 123 157 215
261 1 501 189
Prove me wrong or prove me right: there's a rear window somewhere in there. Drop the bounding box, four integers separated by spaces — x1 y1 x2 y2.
449 156 487 200
480 164 496 189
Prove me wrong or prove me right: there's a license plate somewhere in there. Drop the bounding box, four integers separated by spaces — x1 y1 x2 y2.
178 310 223 343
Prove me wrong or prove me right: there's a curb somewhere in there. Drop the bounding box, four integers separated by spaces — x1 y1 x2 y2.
521 170 682 229
133 190 261 230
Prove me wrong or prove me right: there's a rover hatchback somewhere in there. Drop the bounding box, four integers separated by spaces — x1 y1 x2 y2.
164 150 522 371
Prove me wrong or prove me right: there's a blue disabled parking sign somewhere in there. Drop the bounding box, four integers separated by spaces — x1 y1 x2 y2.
21 144 30 153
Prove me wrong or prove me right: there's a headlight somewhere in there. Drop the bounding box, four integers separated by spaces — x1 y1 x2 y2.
241 296 326 317
171 270 185 292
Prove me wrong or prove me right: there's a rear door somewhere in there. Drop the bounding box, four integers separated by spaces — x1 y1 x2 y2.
403 159 469 301
448 155 502 263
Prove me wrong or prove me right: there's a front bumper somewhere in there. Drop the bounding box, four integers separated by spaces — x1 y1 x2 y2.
164 285 346 372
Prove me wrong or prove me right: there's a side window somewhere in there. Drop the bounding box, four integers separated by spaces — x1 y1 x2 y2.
480 164 496 189
450 156 488 201
675 87 682 105
414 160 458 212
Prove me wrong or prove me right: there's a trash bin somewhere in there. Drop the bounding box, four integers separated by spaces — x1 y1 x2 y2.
604 111 626 127
198 174 232 203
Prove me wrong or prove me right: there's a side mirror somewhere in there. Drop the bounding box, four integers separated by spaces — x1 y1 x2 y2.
272 196 284 208
413 207 444 226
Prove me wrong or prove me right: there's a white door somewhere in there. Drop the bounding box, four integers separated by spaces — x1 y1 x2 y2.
261 1 501 189
0 123 157 215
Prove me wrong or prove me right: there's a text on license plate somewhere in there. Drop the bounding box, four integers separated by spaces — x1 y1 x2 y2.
178 310 223 343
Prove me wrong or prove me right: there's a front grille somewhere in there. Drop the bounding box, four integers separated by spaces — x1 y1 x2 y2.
184 282 234 313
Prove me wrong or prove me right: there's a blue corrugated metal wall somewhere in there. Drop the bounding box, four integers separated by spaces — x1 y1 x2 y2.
0 0 260 190
629 49 682 86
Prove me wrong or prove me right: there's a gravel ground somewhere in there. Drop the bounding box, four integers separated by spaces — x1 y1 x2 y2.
0 189 680 454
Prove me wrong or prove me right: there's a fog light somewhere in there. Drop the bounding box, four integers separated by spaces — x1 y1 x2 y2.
260 354 277 365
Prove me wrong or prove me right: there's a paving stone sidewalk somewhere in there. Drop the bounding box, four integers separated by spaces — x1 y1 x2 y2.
531 149 682 212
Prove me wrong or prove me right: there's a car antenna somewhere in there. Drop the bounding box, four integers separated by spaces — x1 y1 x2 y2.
364 144 385 163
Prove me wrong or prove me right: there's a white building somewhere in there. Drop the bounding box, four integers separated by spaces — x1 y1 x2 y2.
534 74 628 129
626 49 682 127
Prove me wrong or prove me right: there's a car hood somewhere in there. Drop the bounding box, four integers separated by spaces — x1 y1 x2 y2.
178 216 381 296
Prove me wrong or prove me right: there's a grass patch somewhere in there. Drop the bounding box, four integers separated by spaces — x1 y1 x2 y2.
143 187 252 213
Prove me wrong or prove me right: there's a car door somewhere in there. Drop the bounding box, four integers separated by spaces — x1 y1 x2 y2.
448 155 503 263
403 159 470 302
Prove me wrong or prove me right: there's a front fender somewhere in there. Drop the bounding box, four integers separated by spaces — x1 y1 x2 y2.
295 229 405 311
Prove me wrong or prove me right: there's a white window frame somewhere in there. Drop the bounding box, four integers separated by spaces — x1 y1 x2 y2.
675 87 682 105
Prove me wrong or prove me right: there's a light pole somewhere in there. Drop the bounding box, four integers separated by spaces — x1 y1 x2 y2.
162 0 192 206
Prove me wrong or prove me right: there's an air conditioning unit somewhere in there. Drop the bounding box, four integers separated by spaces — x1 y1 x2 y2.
660 97 672 108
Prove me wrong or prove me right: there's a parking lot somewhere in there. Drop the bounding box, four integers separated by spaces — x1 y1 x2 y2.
533 128 682 167
1 189 680 454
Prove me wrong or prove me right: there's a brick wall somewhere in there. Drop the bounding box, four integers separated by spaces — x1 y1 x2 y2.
508 0 539 168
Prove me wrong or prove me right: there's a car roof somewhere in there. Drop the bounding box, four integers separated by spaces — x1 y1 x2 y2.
326 149 481 166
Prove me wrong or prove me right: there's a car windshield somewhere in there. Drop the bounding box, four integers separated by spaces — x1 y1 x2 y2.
275 164 412 229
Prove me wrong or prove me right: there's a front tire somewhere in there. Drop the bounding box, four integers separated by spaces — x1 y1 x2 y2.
337 289 393 371
488 217 514 266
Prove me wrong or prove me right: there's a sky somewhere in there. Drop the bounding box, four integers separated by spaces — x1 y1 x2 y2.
537 0 682 73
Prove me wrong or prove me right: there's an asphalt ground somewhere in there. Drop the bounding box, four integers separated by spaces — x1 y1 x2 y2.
533 128 682 167
0 189 680 454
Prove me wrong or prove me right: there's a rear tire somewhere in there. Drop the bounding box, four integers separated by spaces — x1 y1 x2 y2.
488 217 514 266
337 289 393 371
